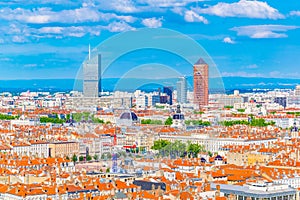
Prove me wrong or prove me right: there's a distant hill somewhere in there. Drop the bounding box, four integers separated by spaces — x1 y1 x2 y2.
0 77 299 94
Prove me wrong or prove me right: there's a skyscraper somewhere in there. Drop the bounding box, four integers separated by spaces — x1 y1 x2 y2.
83 51 101 97
177 76 187 103
163 86 173 105
193 58 208 108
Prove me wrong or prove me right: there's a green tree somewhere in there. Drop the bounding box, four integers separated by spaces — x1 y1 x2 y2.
152 140 189 158
40 117 65 124
86 155 92 161
79 156 84 161
72 154 78 163
151 139 171 150
92 117 105 123
0 114 19 120
164 117 173 125
106 168 110 173
167 140 186 158
66 155 70 160
106 152 112 159
141 119 163 125
187 142 204 158
93 154 99 161
66 114 70 120
185 120 211 126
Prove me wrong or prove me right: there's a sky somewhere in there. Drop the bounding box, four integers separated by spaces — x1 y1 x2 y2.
0 0 300 80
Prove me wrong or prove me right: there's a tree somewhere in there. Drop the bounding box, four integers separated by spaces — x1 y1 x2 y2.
106 152 112 159
187 143 204 158
66 155 70 160
66 114 70 120
106 168 110 173
72 154 78 163
185 120 211 126
164 117 173 125
162 140 186 158
141 119 163 125
86 155 92 161
79 156 84 161
92 117 105 124
151 139 171 150
93 154 99 161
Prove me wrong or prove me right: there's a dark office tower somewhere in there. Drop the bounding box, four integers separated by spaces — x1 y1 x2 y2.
83 51 101 97
193 58 209 108
163 86 173 105
274 97 287 108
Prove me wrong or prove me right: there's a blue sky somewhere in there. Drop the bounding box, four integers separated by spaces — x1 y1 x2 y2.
0 0 300 80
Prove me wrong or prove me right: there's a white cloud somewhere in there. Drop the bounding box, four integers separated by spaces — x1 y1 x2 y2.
223 37 235 44
24 64 38 68
98 0 139 13
12 35 28 43
138 0 197 7
231 25 299 38
38 26 101 37
245 64 258 69
184 10 208 24
290 11 300 16
107 21 135 32
0 7 136 24
197 0 284 19
0 57 11 61
141 17 163 28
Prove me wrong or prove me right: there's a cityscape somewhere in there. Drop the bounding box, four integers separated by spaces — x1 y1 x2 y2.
1 1 300 200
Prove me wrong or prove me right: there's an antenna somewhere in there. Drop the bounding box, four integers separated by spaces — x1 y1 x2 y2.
88 44 91 60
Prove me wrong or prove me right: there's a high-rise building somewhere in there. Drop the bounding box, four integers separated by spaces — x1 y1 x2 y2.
177 76 187 103
193 58 209 108
163 86 173 105
274 96 287 108
83 51 101 97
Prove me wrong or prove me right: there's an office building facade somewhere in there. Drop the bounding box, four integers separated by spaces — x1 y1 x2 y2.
176 76 187 103
163 86 173 105
83 54 101 97
193 58 209 108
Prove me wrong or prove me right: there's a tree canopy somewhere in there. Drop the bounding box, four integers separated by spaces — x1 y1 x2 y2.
220 118 275 127
152 140 206 158
151 139 170 150
164 117 173 125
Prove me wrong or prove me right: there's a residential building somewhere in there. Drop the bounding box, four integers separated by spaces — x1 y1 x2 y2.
49 141 79 158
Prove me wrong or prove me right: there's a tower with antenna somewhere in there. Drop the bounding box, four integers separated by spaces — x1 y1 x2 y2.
83 44 101 97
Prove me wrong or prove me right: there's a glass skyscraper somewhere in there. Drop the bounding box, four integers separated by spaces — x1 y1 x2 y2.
176 76 187 104
83 54 101 97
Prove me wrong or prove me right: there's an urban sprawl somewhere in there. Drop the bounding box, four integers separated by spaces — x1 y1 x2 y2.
0 58 300 199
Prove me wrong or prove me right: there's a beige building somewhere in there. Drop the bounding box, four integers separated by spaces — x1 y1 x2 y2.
227 151 271 166
49 141 79 157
